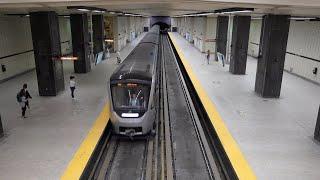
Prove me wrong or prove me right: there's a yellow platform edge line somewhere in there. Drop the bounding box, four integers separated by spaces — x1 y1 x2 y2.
168 33 256 180
60 102 110 180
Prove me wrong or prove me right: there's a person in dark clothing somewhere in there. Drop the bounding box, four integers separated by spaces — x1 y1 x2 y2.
206 50 210 65
19 89 27 118
23 84 32 109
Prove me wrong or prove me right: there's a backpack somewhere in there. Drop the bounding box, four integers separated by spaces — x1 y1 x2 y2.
16 92 22 103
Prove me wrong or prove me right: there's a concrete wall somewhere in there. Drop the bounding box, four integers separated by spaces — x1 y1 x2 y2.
248 19 262 57
59 17 72 55
248 19 320 84
0 16 34 82
172 17 217 54
114 16 149 52
193 17 206 52
204 17 217 54
285 20 320 84
0 16 72 82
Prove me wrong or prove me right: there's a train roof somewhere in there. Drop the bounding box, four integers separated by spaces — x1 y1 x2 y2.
139 33 159 45
110 43 158 82
110 25 160 83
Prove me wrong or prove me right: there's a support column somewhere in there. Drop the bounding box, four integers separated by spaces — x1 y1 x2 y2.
314 106 320 141
70 14 91 73
229 16 251 74
255 14 290 98
215 16 229 60
92 14 104 55
30 11 65 96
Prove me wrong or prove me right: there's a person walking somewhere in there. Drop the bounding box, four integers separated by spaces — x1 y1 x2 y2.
23 84 32 109
116 51 121 64
18 90 27 118
206 50 210 65
70 76 76 99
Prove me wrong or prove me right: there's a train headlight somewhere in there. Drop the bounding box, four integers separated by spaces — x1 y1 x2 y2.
121 113 139 118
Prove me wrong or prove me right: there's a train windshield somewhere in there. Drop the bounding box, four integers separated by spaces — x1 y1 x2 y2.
111 83 150 111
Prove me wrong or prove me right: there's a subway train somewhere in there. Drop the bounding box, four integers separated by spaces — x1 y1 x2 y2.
108 25 160 136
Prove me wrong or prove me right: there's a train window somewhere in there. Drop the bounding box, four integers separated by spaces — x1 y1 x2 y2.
111 83 150 111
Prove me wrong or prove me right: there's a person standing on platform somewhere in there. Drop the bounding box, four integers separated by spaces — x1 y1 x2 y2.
69 76 76 99
206 50 210 65
23 83 32 109
116 51 121 64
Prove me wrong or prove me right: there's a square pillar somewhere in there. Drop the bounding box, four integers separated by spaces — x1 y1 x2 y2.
92 14 104 54
255 15 290 98
215 16 229 59
71 14 91 73
229 16 251 74
30 11 65 96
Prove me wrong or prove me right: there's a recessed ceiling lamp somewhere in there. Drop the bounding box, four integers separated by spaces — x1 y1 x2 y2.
214 7 254 14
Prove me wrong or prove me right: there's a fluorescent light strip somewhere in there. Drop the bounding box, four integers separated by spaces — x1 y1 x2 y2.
290 17 316 20
226 10 253 14
77 8 90 12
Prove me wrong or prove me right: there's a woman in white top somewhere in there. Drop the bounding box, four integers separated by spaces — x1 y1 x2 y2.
70 76 76 98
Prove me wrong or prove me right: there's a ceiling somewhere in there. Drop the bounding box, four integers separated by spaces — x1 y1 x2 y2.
1 0 320 17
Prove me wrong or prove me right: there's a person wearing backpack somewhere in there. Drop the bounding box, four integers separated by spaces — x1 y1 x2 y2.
23 84 32 109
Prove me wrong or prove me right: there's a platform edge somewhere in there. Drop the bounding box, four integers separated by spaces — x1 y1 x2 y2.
60 103 110 180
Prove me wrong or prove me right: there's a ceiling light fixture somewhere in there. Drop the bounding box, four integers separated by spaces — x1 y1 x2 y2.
77 8 90 12
214 7 254 14
290 17 316 20
196 12 215 16
67 6 107 13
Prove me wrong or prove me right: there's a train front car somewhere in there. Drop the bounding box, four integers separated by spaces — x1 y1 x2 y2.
109 25 160 136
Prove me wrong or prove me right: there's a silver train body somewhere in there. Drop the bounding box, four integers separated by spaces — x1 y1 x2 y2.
108 25 160 136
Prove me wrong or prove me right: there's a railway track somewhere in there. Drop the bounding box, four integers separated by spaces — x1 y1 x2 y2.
84 34 230 180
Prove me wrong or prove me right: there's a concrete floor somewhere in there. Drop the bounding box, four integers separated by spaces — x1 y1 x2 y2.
0 33 145 180
170 33 320 180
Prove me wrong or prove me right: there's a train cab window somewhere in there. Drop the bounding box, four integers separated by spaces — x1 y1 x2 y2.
111 83 150 111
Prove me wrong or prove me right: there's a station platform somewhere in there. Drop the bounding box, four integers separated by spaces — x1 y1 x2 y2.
168 32 320 179
0 33 145 180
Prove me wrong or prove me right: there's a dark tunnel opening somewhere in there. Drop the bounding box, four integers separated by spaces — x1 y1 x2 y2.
150 16 171 32
152 22 170 31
